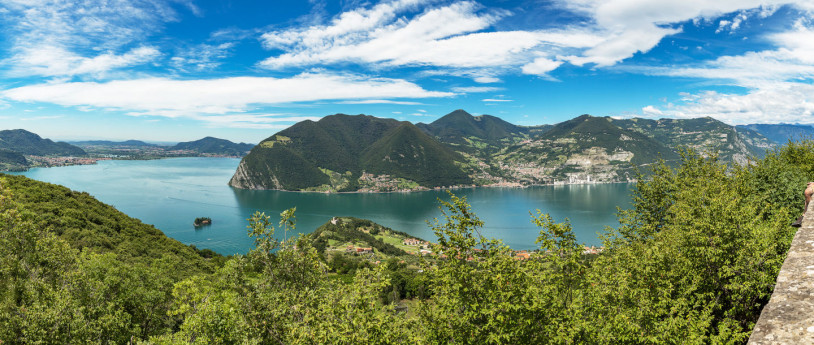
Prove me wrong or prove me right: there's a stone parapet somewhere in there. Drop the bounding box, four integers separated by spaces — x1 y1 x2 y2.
748 201 814 344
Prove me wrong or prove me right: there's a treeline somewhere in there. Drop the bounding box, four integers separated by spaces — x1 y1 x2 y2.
2 141 812 343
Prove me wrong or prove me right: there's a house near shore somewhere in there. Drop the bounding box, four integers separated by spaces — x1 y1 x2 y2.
356 247 373 254
402 238 426 246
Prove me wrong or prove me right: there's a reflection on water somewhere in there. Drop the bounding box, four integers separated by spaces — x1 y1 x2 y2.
9 157 633 254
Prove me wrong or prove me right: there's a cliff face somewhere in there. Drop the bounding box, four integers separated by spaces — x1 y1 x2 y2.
228 160 281 190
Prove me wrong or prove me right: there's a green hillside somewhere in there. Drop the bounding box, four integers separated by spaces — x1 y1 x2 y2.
362 123 472 187
230 114 472 191
0 174 220 342
0 129 86 156
610 117 772 162
491 115 678 183
0 149 27 171
307 217 419 256
417 109 530 152
170 136 253 156
539 115 678 165
0 174 217 275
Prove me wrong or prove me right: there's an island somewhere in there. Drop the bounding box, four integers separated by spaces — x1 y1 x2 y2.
193 217 212 227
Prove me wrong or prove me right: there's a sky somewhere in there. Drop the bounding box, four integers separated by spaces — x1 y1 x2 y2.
1 0 814 144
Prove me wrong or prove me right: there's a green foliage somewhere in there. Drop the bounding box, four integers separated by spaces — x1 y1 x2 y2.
0 149 28 171
3 141 813 343
362 122 472 187
0 174 215 279
234 114 472 191
308 217 410 257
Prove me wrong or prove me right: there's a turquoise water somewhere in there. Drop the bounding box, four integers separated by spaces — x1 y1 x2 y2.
9 157 633 255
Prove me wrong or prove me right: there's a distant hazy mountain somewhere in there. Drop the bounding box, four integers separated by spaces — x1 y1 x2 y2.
736 124 814 145
229 114 472 192
170 137 253 156
231 111 778 191
70 140 157 147
0 129 86 156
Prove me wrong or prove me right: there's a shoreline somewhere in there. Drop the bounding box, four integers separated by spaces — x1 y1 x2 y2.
230 179 637 195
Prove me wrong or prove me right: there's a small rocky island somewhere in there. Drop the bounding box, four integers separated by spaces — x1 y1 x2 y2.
193 217 212 228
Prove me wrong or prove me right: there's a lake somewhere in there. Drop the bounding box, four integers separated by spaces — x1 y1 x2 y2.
9 157 633 255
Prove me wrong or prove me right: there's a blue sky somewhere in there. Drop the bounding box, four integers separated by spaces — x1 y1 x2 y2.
1 0 813 143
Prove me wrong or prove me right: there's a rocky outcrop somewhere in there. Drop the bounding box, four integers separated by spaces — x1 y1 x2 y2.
748 196 814 344
228 160 280 190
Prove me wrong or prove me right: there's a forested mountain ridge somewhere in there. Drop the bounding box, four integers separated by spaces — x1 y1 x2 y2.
610 117 773 164
416 109 532 152
170 136 254 156
229 114 473 192
231 110 774 191
490 115 679 184
0 129 87 156
0 129 87 171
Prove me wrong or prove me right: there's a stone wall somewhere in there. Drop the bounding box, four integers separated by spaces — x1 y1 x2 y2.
748 201 814 344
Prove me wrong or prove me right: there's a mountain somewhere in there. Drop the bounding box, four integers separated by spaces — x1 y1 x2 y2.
70 139 157 147
491 115 679 184
231 111 779 190
0 149 27 171
417 109 536 153
229 114 472 192
0 129 86 156
610 117 773 163
170 136 254 156
737 123 814 145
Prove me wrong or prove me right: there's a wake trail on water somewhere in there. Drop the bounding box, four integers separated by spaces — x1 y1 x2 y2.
165 196 241 209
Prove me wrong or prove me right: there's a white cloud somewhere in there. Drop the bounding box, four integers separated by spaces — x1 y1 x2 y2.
641 105 664 117
1 72 453 118
450 86 503 93
482 98 513 102
9 45 160 77
256 0 812 81
631 18 814 124
555 0 806 67
336 99 423 105
474 76 502 83
0 0 182 77
194 114 322 129
635 22 814 87
521 57 563 76
20 115 64 121
258 1 604 80
170 43 234 71
642 83 814 124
